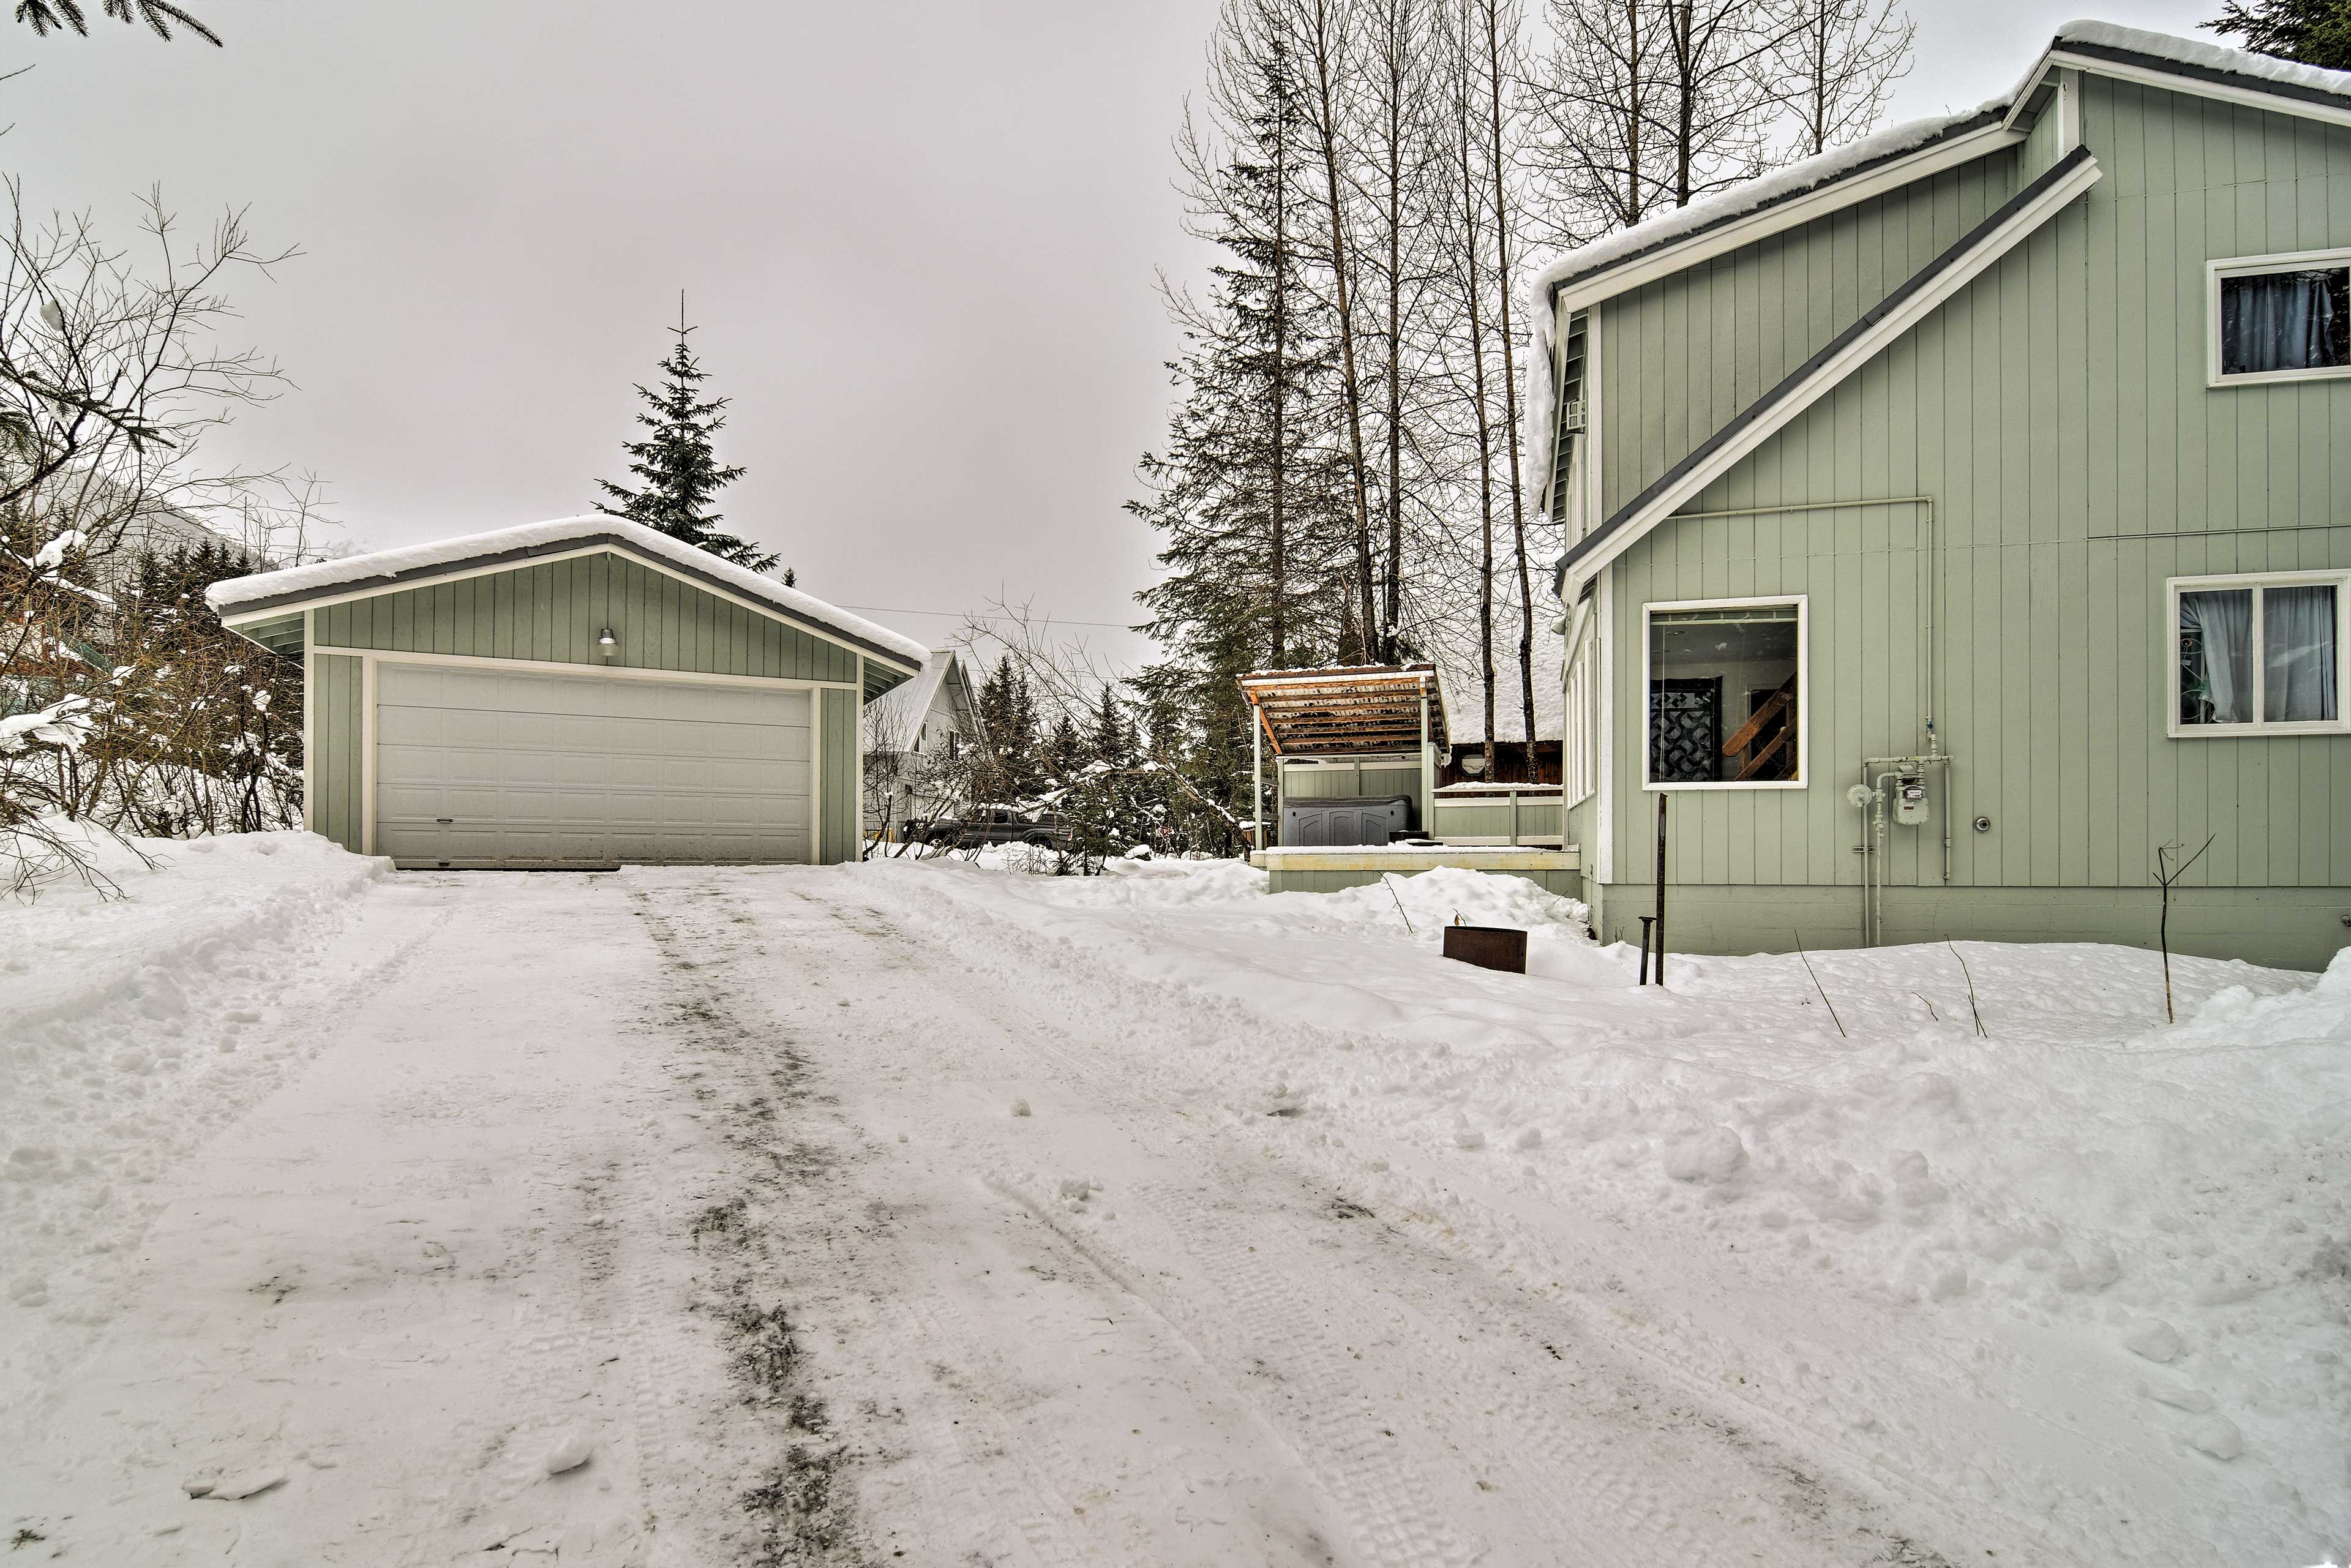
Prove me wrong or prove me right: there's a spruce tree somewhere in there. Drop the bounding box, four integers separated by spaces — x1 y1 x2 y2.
1088 686 1133 767
1044 713 1084 787
598 300 785 576
2206 0 2351 69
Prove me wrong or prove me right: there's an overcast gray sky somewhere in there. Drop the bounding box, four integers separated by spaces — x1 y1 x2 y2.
7 0 2211 671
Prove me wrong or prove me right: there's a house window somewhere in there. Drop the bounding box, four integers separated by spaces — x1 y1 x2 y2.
2209 249 2351 384
2172 572 2345 735
1644 598 1804 789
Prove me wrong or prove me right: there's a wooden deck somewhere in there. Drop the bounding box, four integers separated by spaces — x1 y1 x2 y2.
1249 843 1582 898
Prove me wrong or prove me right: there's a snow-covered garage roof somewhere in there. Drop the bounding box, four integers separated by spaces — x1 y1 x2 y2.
207 514 929 672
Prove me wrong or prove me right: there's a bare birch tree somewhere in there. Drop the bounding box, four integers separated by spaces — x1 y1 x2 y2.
1769 0 1914 157
1293 0 1383 661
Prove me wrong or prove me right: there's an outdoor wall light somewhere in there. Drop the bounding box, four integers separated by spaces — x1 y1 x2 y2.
598 627 617 662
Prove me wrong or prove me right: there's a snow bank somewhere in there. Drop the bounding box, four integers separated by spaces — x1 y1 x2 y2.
205 514 931 667
1 829 388 1324
856 854 2349 1563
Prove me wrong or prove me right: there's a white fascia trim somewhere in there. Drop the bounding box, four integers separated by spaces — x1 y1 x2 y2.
1550 122 2027 318
359 655 378 855
1561 152 2102 601
224 544 922 680
2010 48 2351 132
314 645 863 692
301 608 315 836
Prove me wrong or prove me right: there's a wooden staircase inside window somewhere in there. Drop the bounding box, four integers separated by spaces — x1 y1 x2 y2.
1723 674 1796 781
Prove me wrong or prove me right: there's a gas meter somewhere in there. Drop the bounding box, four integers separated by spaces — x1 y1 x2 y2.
1895 772 1930 827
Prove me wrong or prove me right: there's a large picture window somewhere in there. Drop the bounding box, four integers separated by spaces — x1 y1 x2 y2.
1643 598 1804 789
2209 249 2351 385
2172 572 2347 735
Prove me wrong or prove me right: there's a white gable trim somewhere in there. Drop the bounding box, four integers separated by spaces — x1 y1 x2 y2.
1559 149 2102 599
2019 47 2351 133
223 542 921 678
1550 121 2027 318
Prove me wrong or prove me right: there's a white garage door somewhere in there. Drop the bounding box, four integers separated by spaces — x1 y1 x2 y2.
375 663 812 868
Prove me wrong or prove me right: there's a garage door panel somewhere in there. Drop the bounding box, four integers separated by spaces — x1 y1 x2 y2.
375 663 814 867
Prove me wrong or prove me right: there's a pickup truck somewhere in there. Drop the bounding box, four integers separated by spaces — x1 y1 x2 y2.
923 808 1070 850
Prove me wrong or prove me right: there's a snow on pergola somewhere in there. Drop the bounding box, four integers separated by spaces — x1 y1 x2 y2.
1237 664 1447 759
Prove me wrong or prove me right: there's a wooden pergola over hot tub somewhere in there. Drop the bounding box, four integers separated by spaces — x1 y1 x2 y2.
1239 664 1445 847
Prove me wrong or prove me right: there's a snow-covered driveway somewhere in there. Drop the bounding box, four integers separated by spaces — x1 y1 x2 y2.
5 843 2345 1565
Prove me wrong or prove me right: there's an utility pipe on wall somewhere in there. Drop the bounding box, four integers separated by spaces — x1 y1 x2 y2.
1854 752 1956 946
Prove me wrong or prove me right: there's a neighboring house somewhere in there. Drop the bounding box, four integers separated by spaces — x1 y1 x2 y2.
1528 21 2350 969
1425 614 1564 786
866 649 978 838
1240 662 1579 894
1425 615 1568 847
208 516 927 869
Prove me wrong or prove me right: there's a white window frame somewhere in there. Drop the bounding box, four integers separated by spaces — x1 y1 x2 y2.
1640 595 1808 792
2167 570 2351 738
2205 247 2351 388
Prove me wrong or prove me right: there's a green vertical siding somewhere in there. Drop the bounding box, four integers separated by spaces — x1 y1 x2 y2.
312 653 364 854
1600 157 2015 515
318 552 864 683
1575 76 2351 964
819 686 858 864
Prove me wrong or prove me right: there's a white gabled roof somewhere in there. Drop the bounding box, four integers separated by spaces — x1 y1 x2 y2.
206 514 929 670
872 650 969 752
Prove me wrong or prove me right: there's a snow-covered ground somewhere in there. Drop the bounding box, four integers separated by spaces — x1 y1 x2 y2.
2 838 2343 1565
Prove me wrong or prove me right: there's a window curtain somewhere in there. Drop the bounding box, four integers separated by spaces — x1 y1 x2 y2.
2221 271 2340 374
2180 590 2254 724
2263 585 2339 722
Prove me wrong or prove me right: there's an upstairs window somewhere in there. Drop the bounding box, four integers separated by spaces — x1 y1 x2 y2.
2210 250 2351 384
2172 573 2345 735
1644 598 1805 789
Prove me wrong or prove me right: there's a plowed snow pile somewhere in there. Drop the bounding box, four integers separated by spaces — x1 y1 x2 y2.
0 830 388 1323
863 852 2351 1565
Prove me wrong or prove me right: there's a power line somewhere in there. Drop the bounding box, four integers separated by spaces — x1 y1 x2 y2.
838 603 1140 632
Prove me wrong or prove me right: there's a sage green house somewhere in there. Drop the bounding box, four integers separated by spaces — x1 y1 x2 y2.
208 515 926 869
1532 23 2351 970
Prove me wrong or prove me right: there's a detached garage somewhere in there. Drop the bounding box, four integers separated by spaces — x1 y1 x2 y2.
208 516 928 869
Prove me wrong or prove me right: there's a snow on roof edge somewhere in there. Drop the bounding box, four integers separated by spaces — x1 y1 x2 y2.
206 514 929 669
2053 18 2351 100
1514 20 2351 561
1521 22 2351 314
1522 100 2011 309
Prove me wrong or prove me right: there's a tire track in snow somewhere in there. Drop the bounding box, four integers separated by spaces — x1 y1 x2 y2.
650 876 1359 1567
836 883 1959 1568
626 876 1183 1567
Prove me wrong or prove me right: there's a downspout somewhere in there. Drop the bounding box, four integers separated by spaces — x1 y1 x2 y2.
1419 680 1434 839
